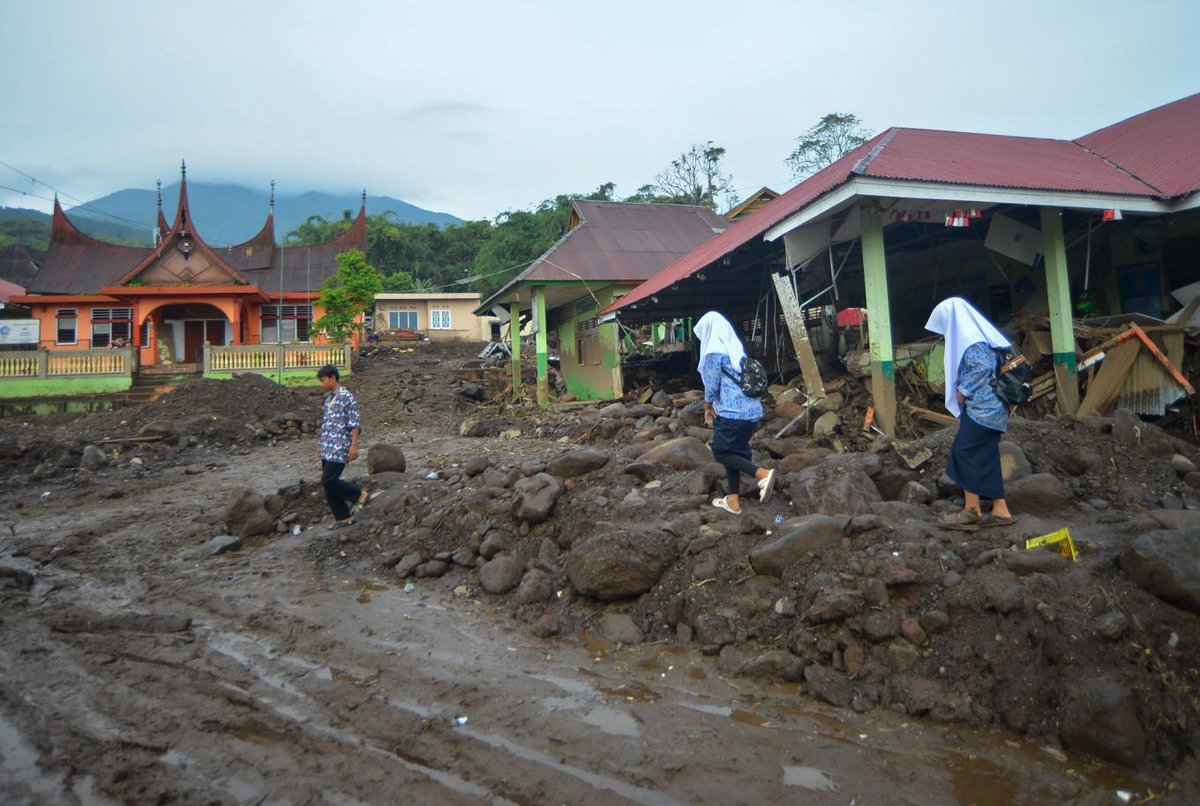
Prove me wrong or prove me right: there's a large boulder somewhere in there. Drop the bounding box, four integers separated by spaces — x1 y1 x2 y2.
566 524 673 600
1122 528 1200 613
367 443 406 474
749 515 850 577
545 449 610 479
789 458 882 517
639 437 714 470
1005 473 1070 517
510 473 565 524
1059 679 1147 765
224 488 275 537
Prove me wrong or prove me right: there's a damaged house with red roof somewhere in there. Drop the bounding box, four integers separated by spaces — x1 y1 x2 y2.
604 94 1200 436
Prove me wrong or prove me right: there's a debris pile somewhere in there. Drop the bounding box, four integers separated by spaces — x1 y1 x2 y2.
274 376 1200 780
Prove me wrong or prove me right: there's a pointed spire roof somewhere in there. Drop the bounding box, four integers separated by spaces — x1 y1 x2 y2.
155 179 169 237
29 197 152 293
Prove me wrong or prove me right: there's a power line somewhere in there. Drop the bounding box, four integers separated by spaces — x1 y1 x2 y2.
0 159 156 233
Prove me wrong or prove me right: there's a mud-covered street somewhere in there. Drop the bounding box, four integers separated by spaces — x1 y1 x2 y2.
2 343 1198 804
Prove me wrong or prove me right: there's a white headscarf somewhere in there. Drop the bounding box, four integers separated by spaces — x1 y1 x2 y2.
694 311 745 372
924 297 1011 417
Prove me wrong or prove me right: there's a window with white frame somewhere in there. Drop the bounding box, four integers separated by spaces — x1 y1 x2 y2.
90 307 134 347
261 305 312 343
430 309 451 330
388 310 418 330
56 308 78 345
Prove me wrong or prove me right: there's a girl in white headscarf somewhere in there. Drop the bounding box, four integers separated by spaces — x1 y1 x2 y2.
695 311 776 514
924 297 1017 529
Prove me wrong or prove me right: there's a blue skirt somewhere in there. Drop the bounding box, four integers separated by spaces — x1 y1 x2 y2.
711 416 755 461
946 412 1005 499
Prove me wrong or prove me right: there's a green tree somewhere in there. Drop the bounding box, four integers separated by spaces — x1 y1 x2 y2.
285 211 354 245
314 249 383 339
626 141 735 210
785 113 872 178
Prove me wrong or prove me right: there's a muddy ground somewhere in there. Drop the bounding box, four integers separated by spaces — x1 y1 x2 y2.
2 341 1199 805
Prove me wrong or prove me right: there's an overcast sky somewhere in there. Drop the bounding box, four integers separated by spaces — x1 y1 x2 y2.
2 0 1197 222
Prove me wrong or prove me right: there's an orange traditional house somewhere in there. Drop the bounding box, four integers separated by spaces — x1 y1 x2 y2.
9 165 364 392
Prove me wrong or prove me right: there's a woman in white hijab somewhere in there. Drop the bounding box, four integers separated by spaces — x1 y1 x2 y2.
695 311 776 514
924 297 1018 529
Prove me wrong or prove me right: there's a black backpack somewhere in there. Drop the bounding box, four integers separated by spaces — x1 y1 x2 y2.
722 355 769 398
994 348 1033 406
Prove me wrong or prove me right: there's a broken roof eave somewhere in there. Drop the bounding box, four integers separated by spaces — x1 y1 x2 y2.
763 175 1188 244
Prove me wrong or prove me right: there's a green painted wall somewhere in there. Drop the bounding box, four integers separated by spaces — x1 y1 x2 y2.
0 376 131 399
554 285 620 400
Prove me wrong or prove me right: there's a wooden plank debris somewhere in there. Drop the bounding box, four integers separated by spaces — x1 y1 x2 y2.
771 273 826 402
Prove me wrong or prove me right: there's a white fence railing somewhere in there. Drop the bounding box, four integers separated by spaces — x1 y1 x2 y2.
0 347 137 379
204 342 353 374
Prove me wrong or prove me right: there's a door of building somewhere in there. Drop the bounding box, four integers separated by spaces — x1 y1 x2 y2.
183 322 205 364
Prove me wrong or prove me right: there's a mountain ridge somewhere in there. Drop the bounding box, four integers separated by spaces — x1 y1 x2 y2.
63 182 463 246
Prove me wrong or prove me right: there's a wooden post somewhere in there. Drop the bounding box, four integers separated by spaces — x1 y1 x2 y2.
771 273 825 402
38 348 49 379
1040 207 1080 414
859 202 897 437
533 286 549 409
509 301 521 399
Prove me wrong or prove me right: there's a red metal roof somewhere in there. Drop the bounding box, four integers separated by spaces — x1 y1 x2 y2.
606 95 1200 316
1077 93 1200 198
481 200 726 308
863 128 1157 195
600 135 884 315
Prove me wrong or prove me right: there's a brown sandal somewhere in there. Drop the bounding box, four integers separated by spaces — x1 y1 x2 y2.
938 509 981 531
981 514 1019 528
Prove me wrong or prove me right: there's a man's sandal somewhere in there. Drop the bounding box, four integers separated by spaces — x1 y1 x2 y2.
938 509 981 531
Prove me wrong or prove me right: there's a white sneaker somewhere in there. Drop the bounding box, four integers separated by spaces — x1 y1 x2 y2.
758 469 777 503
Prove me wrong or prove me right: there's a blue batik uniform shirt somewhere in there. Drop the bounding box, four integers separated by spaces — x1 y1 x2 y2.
958 341 1009 432
701 353 764 422
319 385 362 463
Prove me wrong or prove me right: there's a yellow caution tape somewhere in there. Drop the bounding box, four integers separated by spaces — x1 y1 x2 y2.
1025 527 1078 561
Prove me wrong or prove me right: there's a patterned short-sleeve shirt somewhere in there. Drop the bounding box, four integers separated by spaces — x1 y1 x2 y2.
319 385 362 463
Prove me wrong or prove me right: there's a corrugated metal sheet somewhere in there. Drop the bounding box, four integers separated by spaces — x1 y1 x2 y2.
1078 93 1200 198
483 200 726 307
607 94 1200 317
864 129 1158 196
1115 352 1186 415
29 201 152 293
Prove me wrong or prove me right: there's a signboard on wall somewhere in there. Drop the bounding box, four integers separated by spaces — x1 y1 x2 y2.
0 319 39 345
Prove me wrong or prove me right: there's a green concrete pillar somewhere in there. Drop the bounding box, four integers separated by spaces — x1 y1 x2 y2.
1040 207 1080 414
533 286 549 409
858 202 897 437
509 301 521 400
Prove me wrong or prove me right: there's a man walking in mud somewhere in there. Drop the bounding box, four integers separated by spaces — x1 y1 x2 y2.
316 364 369 528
